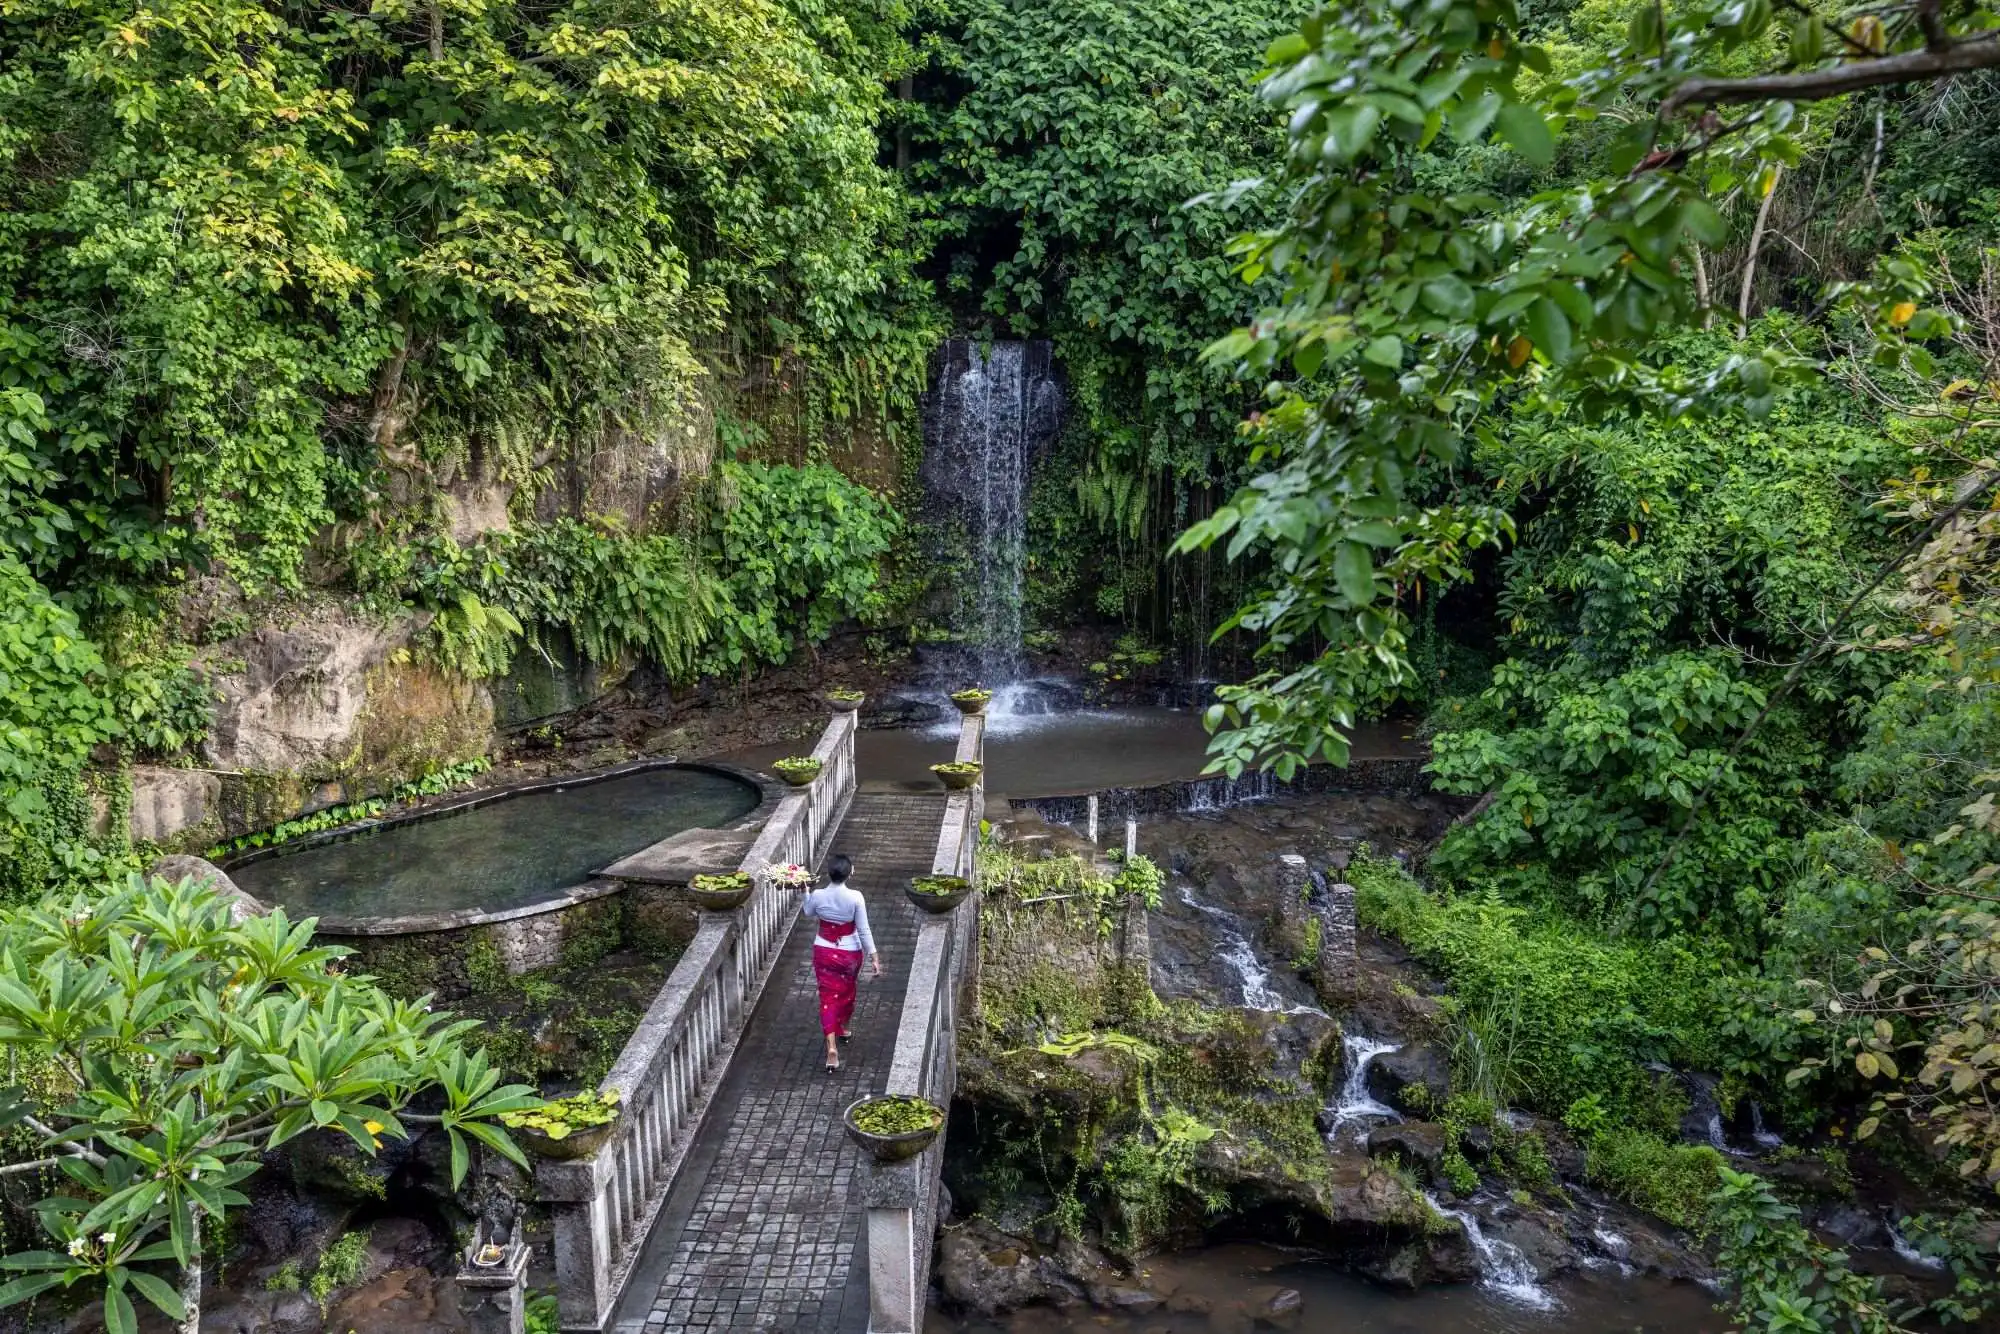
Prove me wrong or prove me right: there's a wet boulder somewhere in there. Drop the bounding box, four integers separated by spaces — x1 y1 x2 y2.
934 1220 1085 1316
1357 1221 1481 1288
1255 1285 1305 1327
1367 1044 1450 1114
1367 1122 1448 1176
1813 1203 1887 1249
1486 1206 1577 1280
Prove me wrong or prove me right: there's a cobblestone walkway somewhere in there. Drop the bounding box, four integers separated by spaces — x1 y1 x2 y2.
613 791 944 1334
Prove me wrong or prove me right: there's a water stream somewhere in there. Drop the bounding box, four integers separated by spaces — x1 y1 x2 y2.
1422 1193 1557 1310
927 1241 1726 1334
1888 1219 1946 1272
1748 1101 1784 1151
1175 884 1326 1016
1323 1034 1402 1144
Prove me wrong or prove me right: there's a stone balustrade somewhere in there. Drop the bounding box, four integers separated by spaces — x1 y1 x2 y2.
863 711 984 1333
542 710 857 1331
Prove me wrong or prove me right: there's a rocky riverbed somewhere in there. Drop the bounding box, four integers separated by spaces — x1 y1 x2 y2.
933 790 1722 1327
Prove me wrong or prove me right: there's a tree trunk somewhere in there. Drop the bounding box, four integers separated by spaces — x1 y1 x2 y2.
1737 164 1782 332
369 324 413 454
1692 243 1712 329
429 2 443 59
178 1212 201 1334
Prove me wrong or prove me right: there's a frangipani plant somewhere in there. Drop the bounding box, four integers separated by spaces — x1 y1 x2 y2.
0 875 538 1334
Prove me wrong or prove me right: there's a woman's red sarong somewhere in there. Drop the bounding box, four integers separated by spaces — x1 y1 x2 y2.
812 916 862 1036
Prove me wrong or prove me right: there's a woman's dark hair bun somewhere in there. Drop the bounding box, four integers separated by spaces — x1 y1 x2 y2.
827 853 853 884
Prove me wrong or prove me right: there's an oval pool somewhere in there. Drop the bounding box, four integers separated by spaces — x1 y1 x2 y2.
228 765 763 922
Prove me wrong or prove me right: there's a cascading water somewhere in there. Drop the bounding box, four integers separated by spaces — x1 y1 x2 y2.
1322 1034 1401 1144
1748 1101 1784 1151
1181 770 1281 814
1888 1219 1946 1271
920 338 1063 685
1421 1192 1557 1309
1176 885 1325 1016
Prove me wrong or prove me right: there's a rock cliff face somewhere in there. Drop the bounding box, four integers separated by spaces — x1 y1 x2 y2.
120 603 497 849
204 610 419 773
126 765 224 845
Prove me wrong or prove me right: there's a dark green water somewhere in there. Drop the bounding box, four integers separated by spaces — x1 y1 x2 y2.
229 767 759 919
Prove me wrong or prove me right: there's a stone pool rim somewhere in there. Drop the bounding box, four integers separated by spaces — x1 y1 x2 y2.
221 758 779 937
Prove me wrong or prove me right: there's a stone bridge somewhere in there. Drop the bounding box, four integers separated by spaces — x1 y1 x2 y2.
540 707 982 1333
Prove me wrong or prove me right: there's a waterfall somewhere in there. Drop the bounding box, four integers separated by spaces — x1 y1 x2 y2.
1421 1192 1556 1309
921 338 1062 683
1323 1034 1401 1144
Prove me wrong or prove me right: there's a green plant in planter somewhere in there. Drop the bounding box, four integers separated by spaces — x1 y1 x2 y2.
690 872 752 894
825 688 865 704
930 761 982 789
949 688 993 711
910 875 970 897
772 756 823 785
850 1095 943 1136
498 1089 620 1141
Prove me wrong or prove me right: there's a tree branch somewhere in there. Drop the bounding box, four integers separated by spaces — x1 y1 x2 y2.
23 1115 107 1169
1916 0 1949 52
1663 36 2000 114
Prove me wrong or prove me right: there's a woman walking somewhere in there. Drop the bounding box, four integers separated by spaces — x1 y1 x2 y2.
801 854 880 1073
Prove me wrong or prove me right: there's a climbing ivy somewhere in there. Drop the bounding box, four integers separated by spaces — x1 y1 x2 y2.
0 561 123 902
695 461 902 676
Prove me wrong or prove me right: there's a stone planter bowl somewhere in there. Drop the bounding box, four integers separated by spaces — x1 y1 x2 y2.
824 693 864 713
687 879 755 912
842 1096 944 1163
513 1118 618 1162
949 693 991 716
773 764 822 788
930 764 981 792
905 877 972 915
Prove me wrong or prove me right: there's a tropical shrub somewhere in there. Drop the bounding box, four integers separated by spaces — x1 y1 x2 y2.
1427 650 1817 937
0 875 535 1332
0 561 122 902
1352 853 1727 1119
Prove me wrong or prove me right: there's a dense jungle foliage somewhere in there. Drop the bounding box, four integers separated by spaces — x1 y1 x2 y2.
7 0 2000 1323
0 0 941 891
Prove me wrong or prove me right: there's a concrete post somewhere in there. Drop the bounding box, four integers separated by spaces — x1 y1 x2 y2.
1114 891 1153 1020
865 1206 918 1333
1276 854 1357 1003
1086 793 1098 845
457 1240 530 1334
